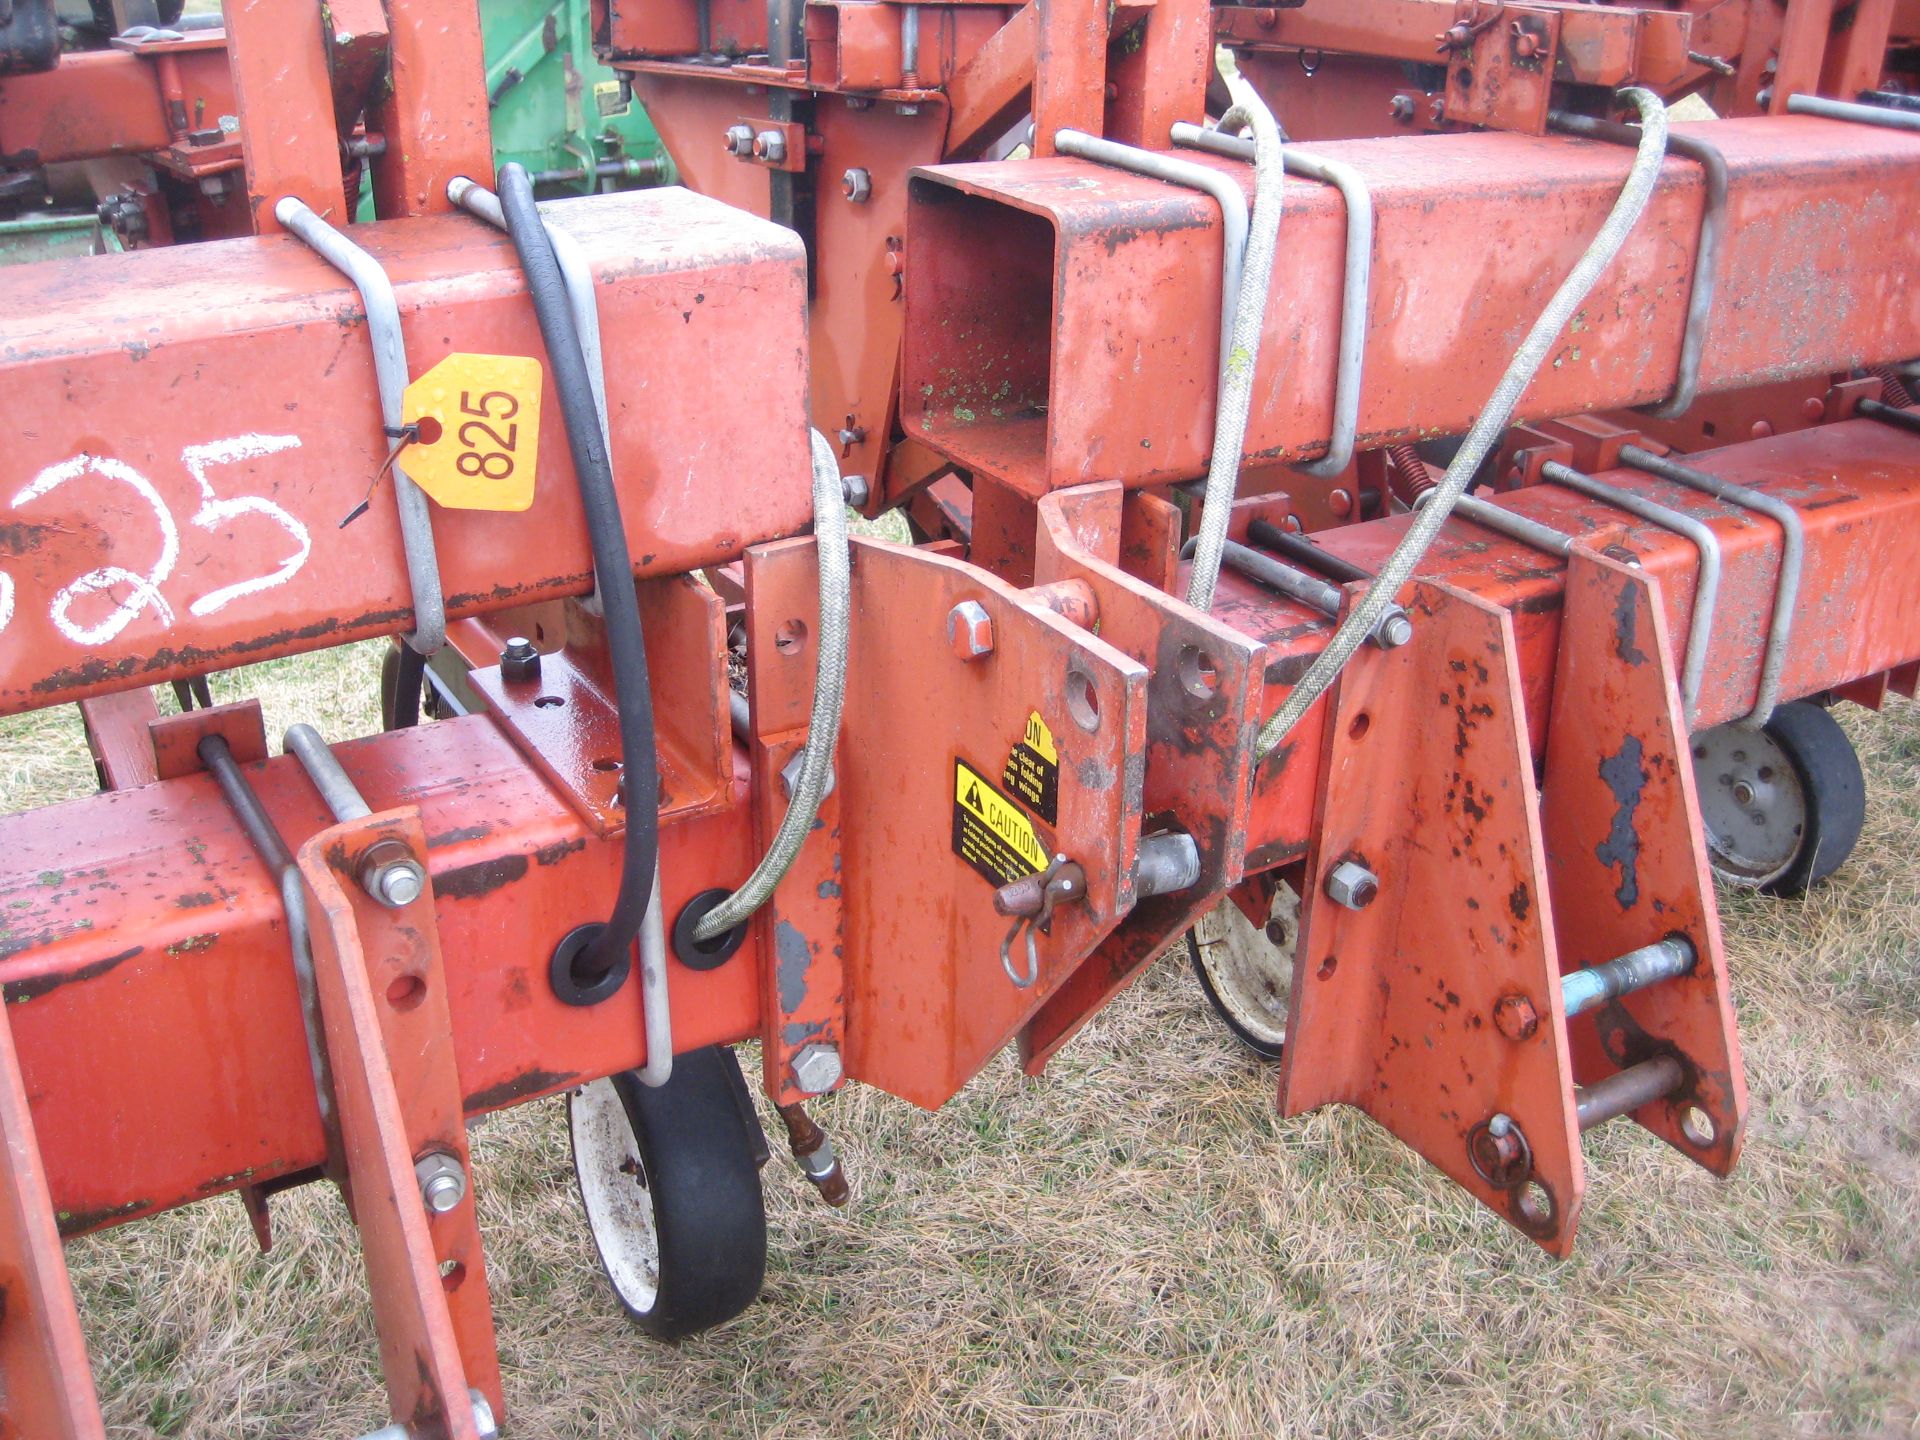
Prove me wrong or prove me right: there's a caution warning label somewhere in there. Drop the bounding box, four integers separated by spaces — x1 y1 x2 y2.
953 758 1048 886
1002 710 1060 824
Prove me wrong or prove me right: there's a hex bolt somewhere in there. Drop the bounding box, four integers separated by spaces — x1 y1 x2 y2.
842 166 872 203
1493 993 1540 1041
499 635 541 685
357 838 428 910
947 600 994 660
791 1042 844 1095
1325 859 1379 911
753 129 788 163
723 123 755 156
1375 610 1415 649
414 1152 467 1214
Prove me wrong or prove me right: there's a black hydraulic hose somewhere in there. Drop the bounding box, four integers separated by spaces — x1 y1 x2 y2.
498 163 660 983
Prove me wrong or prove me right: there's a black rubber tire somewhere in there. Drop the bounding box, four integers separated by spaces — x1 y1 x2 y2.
1186 930 1287 1061
1758 700 1866 897
568 1046 767 1340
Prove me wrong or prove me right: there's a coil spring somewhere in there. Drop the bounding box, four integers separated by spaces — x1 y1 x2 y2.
1387 443 1435 505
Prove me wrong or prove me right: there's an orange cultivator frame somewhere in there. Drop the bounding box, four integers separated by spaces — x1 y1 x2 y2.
4 0 1920 1430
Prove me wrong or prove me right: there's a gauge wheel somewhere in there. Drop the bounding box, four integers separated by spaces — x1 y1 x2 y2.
1693 700 1865 897
1187 882 1299 1060
568 1046 767 1340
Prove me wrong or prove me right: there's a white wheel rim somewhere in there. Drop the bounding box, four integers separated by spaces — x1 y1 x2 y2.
1193 887 1296 1048
1693 723 1806 886
569 1079 661 1315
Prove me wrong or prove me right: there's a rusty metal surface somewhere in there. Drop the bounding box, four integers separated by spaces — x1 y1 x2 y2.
0 716 759 1232
366 0 490 218
225 0 348 230
0 1012 104 1440
837 538 1147 1110
299 809 494 1434
0 187 809 714
77 688 161 791
1540 548 1745 1171
0 47 234 167
469 581 733 832
903 119 1920 493
1223 421 1920 866
1015 484 1263 1069
1278 579 1585 1253
743 537 848 1106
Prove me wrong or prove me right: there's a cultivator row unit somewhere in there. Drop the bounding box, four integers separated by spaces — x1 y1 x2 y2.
0 0 1916 1432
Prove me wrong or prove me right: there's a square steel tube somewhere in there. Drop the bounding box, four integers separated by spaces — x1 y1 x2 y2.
0 187 809 713
901 117 1920 495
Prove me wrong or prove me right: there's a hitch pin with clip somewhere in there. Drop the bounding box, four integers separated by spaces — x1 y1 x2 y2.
993 854 1087 989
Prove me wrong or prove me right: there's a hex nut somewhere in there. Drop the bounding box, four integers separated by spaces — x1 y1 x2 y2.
500 635 541 685
1325 859 1379 911
791 1043 844 1095
723 123 756 156
358 839 428 909
1493 994 1540 1041
415 1152 467 1214
840 472 872 509
842 166 872 202
1389 95 1415 122
753 129 788 163
947 600 994 660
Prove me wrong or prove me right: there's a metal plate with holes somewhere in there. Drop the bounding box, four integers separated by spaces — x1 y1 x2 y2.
1540 548 1746 1174
837 538 1147 1110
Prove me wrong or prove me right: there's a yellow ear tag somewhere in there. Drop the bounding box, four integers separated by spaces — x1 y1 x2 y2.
400 353 544 511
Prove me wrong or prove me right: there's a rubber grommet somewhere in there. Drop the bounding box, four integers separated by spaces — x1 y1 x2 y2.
550 923 631 1007
673 888 749 971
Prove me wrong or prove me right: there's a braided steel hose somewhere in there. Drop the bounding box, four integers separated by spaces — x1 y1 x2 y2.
694 428 850 940
1253 88 1672 760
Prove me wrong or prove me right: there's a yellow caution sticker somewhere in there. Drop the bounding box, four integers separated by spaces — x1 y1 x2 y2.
1002 709 1060 824
953 757 1049 886
400 353 543 511
594 80 632 118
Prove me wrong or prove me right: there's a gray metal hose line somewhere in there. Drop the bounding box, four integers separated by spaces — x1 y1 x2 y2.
694 428 850 940
1179 81 1286 614
1171 123 1372 479
274 197 446 657
1052 130 1247 391
1253 88 1670 760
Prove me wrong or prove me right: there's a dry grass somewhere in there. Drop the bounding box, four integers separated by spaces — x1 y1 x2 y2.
2 661 1916 1439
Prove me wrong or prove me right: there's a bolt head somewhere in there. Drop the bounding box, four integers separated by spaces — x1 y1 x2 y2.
791 1043 844 1095
375 859 427 908
1488 1112 1514 1138
842 167 872 203
1493 994 1540 1041
1325 859 1379 911
947 600 994 660
414 1153 467 1214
